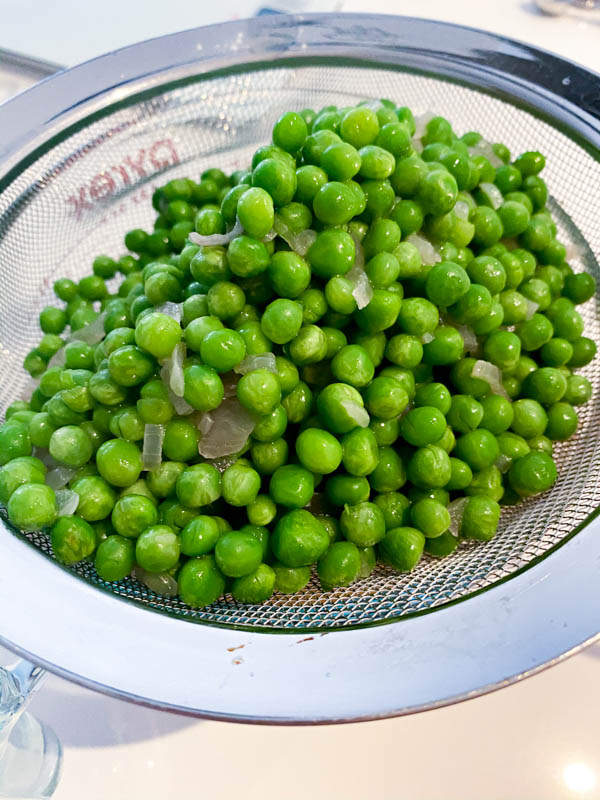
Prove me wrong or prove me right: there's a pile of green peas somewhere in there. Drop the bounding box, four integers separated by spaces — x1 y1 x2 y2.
0 100 596 608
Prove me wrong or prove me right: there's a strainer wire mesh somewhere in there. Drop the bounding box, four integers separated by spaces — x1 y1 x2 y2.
1 63 599 630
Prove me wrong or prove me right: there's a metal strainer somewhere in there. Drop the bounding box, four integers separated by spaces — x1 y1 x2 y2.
0 14 599 722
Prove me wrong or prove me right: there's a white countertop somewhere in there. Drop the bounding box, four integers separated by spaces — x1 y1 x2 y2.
2 2 600 798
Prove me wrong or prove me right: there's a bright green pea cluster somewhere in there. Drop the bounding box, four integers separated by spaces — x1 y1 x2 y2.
1 101 596 609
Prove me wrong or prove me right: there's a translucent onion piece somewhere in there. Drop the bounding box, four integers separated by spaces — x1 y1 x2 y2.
471 359 509 399
346 233 373 309
525 299 539 320
69 312 107 345
421 332 435 344
131 567 178 597
457 324 479 356
234 352 277 375
495 453 513 474
340 401 370 429
468 139 503 168
188 218 242 247
448 497 469 538
413 111 435 139
411 138 424 154
565 242 585 262
478 182 504 210
406 233 441 266
273 215 317 256
159 366 194 415
46 466 77 490
221 371 240 398
161 342 186 397
197 399 256 459
262 229 277 242
142 424 165 472
55 488 79 517
454 200 470 221
155 302 182 322
48 348 66 368
33 448 59 469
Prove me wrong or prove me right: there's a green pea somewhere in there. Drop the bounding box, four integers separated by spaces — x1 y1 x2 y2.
545 402 578 440
96 438 142 487
295 428 342 475
272 562 311 594
426 261 470 307
511 398 548 438
271 509 329 567
460 496 500 541
222 462 261 507
368 446 406 492
410 498 451 538
407 445 451 489
380 527 425 571
247 494 277 527
7 482 56 531
270 464 314 508
0 422 32 465
95 535 135 581
317 541 361 589
339 501 386 546
231 563 276 604
0 458 46 504
400 407 447 448
51 515 96 564
364 376 409 419
178 555 225 607
563 374 592 406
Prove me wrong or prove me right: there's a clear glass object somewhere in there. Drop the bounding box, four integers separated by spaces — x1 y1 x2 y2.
536 0 600 19
0 648 61 798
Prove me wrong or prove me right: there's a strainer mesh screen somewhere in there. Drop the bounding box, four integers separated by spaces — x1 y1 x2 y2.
1 65 599 629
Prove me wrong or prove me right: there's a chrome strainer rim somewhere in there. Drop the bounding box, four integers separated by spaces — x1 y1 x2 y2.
0 13 599 721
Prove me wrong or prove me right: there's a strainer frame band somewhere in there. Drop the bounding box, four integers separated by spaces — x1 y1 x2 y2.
0 14 599 721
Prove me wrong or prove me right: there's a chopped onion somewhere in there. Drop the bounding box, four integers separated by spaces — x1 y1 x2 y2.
142 424 165 472
346 232 373 309
33 448 59 469
155 302 182 322
273 215 317 256
411 138 424 154
421 332 434 344
55 488 79 517
340 401 370 429
234 352 277 375
495 453 513 474
161 342 186 397
565 242 585 262
471 359 509 399
413 111 435 139
197 399 256 459
69 312 107 345
468 139 503 168
48 348 66 368
406 233 441 266
188 217 242 247
131 567 178 597
525 299 539 320
457 324 479 356
262 229 277 242
46 466 77 490
221 371 240 398
479 182 504 210
448 497 468 538
454 200 470 221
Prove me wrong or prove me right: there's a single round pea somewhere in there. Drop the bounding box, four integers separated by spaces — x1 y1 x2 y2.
460 496 501 541
295 428 342 474
271 509 329 567
540 338 574 367
508 450 557 498
96 438 143 487
522 367 567 405
175 464 221 508
511 398 548 438
7 482 56 531
410 498 451 538
213 530 262 578
369 417 400 446
330 345 374 389
313 181 357 226
50 515 96 564
236 187 274 239
272 562 311 594
162 420 199 462
48 425 93 468
0 457 46 504
368 446 406 493
426 261 471 307
231 563 276 604
273 110 308 152
564 374 592 406
568 337 597 367
222 462 261 507
341 427 379 477
111 494 158 538
454 429 499 471
183 365 224 412
407 445 451 489
237 369 281 415
135 312 182 360
400 407 447 448
339 501 386 547
206 281 246 321
260 299 303 345
448 283 493 324
364 376 409 419
135 525 180 573
71 476 116 521
339 107 379 148
268 251 311 299
397 297 439 336
380 527 425 572
200 329 246 373
479 395 514 435
0 422 32 465
270 464 314 508
317 541 361 589
545 402 578 441
247 494 277 527
178 555 225 607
